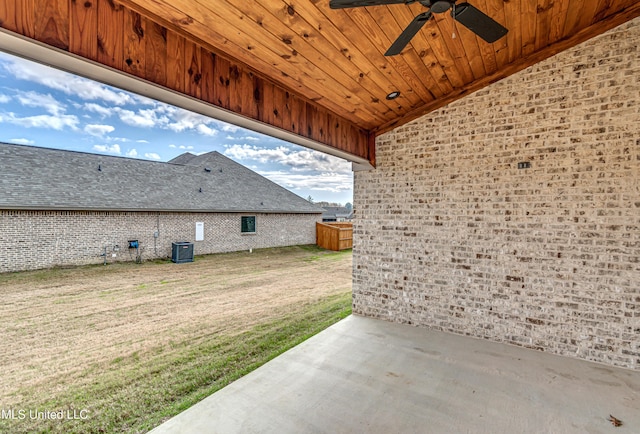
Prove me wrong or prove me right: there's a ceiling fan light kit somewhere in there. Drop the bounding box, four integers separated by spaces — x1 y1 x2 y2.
329 0 508 56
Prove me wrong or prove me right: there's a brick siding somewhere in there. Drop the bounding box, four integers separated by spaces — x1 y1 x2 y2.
353 19 640 369
0 211 320 273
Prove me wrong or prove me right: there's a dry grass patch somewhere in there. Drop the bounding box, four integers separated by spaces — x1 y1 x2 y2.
0 245 352 433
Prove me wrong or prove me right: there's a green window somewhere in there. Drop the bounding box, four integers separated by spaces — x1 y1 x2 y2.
241 216 256 233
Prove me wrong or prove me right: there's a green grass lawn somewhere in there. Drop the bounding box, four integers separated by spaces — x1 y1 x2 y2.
0 247 352 434
1 293 351 434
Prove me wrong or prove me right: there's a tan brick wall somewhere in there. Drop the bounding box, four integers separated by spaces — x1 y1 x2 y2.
353 19 640 369
0 210 320 273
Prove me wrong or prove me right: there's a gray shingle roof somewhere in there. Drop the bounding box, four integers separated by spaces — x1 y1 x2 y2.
0 143 323 213
322 206 354 220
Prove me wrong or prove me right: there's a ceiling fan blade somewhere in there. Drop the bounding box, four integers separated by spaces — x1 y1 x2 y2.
329 0 415 10
452 3 508 43
385 11 431 56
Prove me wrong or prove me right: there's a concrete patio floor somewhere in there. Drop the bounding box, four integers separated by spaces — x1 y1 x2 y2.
150 315 640 434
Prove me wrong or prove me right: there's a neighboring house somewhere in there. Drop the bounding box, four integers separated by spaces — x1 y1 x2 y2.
321 207 353 222
0 143 323 273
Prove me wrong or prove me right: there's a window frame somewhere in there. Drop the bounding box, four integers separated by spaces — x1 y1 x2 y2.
241 215 256 234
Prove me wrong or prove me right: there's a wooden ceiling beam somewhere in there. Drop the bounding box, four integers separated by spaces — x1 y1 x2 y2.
373 2 640 136
0 0 374 166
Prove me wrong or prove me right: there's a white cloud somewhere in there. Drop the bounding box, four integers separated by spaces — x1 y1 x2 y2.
126 149 138 158
2 57 134 105
259 170 353 193
83 103 113 117
0 112 79 130
0 94 11 103
84 124 115 137
8 138 34 145
222 124 240 133
166 117 196 133
224 144 277 162
165 108 217 135
136 139 149 143
244 136 260 142
169 144 177 148
223 144 353 195
15 90 66 115
132 94 157 106
82 98 219 136
114 107 167 128
93 144 121 154
144 152 161 160
223 144 351 173
0 88 79 132
196 123 217 136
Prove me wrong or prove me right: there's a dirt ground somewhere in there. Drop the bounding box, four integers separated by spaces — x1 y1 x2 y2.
0 246 352 405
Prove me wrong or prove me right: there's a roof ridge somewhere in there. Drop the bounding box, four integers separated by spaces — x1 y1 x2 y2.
0 142 170 165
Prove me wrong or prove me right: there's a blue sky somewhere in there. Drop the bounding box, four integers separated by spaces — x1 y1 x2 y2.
0 51 353 205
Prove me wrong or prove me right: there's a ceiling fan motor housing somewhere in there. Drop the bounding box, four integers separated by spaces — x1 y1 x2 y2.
429 0 454 13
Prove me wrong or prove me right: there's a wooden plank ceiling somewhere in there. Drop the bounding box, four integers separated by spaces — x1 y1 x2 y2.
1 0 639 166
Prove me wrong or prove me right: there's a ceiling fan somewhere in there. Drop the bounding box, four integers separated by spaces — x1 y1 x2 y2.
329 1 508 56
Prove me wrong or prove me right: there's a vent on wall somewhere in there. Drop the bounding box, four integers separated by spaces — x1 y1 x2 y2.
171 242 194 263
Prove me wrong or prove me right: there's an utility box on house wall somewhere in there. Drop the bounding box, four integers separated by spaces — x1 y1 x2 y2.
195 222 204 241
171 242 194 263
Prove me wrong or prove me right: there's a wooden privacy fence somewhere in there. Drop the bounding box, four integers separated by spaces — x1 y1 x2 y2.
316 222 353 251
